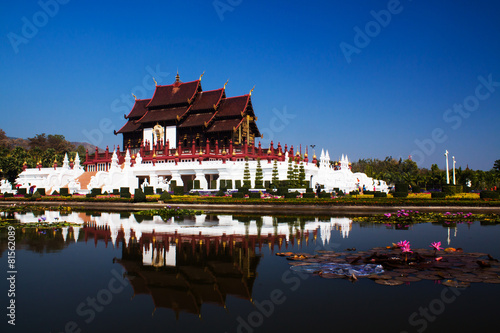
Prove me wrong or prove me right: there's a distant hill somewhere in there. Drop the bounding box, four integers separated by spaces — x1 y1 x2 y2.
5 136 104 153
71 141 105 153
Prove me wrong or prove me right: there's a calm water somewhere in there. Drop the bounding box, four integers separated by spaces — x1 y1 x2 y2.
1 211 499 333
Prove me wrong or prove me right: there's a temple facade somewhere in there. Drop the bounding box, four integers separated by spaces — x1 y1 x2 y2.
15 73 389 195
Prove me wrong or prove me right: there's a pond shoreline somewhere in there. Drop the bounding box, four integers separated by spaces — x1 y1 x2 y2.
1 201 499 215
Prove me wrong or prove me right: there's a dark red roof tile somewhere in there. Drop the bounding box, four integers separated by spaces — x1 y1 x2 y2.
206 118 243 133
137 106 189 124
125 99 150 119
216 95 250 118
178 112 215 128
191 89 225 111
116 120 141 134
146 80 200 108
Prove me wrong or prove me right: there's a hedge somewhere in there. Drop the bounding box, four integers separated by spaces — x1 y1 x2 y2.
232 192 245 198
91 188 102 196
393 192 409 198
37 188 46 195
302 192 315 198
3 192 14 198
248 192 261 199
374 192 387 198
319 191 331 199
395 183 409 193
173 186 184 195
220 179 233 189
133 189 147 202
60 188 70 197
120 187 131 198
276 187 289 196
480 190 499 199
431 192 447 198
144 186 154 195
113 189 120 195
17 188 27 195
284 192 299 199
159 191 172 201
411 186 421 193
442 185 463 195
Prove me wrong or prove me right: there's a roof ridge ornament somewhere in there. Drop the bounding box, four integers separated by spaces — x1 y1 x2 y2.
223 79 229 90
153 77 157 86
199 71 205 81
249 85 255 96
132 93 137 100
175 70 180 82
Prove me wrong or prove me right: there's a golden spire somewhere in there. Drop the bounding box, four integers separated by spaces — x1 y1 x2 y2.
132 93 137 100
153 77 157 86
249 85 255 96
175 70 180 82
199 71 205 81
223 79 229 90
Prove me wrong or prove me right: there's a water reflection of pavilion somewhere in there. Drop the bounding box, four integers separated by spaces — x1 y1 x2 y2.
79 213 353 317
116 240 261 318
10 210 354 316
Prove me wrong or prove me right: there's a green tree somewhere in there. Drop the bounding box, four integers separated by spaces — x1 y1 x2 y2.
254 158 263 188
298 162 306 188
271 159 279 186
292 163 299 187
494 160 500 173
0 129 11 149
243 157 251 188
287 157 294 186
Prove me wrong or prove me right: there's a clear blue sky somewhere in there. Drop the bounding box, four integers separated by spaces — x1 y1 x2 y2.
1 0 499 170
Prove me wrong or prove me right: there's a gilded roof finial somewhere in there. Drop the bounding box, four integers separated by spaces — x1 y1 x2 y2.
249 85 255 96
132 93 137 100
199 71 205 81
176 70 180 82
223 79 229 90
153 77 157 86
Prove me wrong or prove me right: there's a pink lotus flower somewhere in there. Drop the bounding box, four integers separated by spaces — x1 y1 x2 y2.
430 241 443 251
401 243 412 253
384 213 391 218
396 240 410 248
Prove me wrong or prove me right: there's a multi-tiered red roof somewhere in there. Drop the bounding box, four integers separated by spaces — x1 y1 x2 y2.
115 73 261 149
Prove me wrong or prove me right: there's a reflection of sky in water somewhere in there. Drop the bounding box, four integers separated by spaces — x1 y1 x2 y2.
1 211 499 333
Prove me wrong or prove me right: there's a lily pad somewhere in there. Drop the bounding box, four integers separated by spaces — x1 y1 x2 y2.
395 276 422 282
442 280 470 288
375 279 404 286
